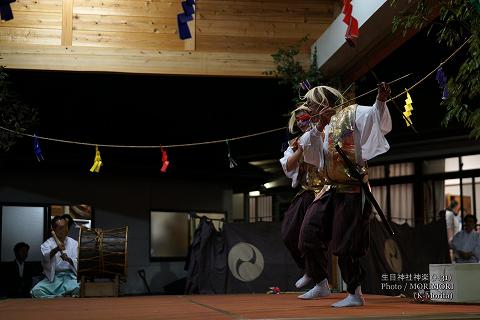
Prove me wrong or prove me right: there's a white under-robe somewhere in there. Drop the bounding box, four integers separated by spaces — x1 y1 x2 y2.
279 146 301 188
41 236 78 281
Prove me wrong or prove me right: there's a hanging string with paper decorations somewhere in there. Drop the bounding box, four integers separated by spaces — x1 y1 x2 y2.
0 36 472 174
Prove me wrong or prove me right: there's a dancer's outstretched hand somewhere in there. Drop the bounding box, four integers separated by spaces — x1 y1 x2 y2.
377 82 391 102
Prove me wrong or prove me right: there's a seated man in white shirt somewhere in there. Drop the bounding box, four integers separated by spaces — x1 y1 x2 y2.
451 215 480 263
31 215 80 298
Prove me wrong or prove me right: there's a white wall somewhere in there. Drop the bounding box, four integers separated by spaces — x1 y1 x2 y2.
232 193 244 222
313 0 388 68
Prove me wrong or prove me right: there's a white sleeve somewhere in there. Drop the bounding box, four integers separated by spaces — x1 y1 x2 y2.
279 146 298 181
298 127 324 169
374 100 392 134
40 239 55 282
356 100 392 161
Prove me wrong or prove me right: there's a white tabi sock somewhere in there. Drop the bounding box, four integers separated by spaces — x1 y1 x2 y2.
295 274 312 289
331 286 365 307
297 278 330 299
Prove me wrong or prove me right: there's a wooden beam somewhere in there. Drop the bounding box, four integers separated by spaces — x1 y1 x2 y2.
11 0 62 13
0 45 311 77
72 30 183 50
0 12 61 29
61 0 73 46
72 15 178 34
73 0 179 18
0 27 61 45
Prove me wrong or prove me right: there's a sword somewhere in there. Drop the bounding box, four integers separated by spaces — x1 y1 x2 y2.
334 144 396 238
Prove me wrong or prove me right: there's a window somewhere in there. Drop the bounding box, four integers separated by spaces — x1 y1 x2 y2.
1 206 45 261
150 211 189 260
389 162 414 177
150 210 226 260
445 157 459 172
390 184 414 226
249 195 272 222
461 155 480 171
368 165 385 179
365 154 480 227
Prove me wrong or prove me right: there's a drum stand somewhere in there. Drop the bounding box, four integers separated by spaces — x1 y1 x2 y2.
80 275 120 297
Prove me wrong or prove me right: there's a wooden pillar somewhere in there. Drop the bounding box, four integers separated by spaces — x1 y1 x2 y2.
61 0 74 46
184 14 196 51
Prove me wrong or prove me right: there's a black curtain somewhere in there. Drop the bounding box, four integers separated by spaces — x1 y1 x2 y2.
185 221 302 294
361 218 450 295
224 222 302 293
184 217 227 294
185 218 449 296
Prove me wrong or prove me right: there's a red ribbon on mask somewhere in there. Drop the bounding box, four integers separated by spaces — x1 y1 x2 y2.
296 114 311 122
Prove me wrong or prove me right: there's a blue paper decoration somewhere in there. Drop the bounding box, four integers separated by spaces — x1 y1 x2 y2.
177 0 195 40
178 13 193 39
182 0 195 15
33 134 44 161
435 67 449 100
0 0 15 21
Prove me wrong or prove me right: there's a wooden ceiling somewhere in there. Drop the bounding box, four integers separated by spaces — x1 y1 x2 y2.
0 0 338 76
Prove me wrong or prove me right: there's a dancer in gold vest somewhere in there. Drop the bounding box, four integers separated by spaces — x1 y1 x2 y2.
280 103 330 291
292 88 340 300
298 83 391 306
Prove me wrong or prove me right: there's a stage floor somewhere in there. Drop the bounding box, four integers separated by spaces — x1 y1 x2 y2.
1 293 480 320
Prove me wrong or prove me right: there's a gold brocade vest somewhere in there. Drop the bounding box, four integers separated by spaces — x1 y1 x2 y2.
298 160 326 192
325 104 364 185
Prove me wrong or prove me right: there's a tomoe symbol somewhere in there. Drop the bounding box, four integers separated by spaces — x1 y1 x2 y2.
228 242 264 282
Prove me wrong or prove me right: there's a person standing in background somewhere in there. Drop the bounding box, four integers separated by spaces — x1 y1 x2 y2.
445 199 462 244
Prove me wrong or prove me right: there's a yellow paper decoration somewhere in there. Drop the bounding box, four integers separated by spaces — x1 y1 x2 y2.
403 90 413 127
89 145 103 173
